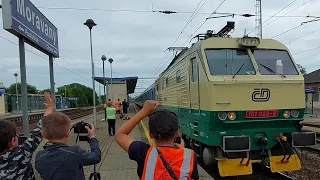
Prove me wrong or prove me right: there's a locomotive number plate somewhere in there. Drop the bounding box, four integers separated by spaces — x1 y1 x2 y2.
245 110 278 118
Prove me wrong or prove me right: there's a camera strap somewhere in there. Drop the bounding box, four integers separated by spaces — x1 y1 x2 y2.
154 147 179 180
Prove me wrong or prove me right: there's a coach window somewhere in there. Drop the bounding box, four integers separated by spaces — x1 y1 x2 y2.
192 58 198 82
176 70 181 83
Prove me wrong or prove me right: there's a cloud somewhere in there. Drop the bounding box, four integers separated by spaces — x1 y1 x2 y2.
0 0 319 94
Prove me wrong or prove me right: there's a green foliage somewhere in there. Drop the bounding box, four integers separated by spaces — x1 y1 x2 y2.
57 83 99 108
6 83 38 94
39 88 51 94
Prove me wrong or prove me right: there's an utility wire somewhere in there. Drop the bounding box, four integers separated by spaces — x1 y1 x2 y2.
36 6 311 18
247 0 297 35
151 0 206 77
292 46 320 55
155 0 227 75
271 24 303 39
286 28 320 44
0 35 91 81
261 0 311 28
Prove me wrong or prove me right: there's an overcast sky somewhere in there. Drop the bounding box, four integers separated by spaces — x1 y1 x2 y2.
0 0 320 97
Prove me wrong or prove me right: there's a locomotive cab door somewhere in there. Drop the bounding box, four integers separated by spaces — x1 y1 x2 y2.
189 57 200 111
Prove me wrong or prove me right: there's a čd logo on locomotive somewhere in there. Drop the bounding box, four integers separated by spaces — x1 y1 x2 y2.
252 88 270 102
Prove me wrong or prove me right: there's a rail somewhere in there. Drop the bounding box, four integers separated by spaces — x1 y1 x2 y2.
2 106 105 127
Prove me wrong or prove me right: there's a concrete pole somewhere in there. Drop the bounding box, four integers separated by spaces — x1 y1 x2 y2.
19 37 29 137
49 56 56 110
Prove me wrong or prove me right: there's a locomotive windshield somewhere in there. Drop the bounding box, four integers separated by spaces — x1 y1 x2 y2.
252 49 299 75
205 49 256 76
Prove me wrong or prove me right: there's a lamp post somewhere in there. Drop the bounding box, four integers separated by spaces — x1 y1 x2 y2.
101 55 107 121
84 19 97 126
108 58 113 101
14 73 19 112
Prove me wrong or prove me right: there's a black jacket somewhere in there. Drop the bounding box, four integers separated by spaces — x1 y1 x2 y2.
35 138 101 180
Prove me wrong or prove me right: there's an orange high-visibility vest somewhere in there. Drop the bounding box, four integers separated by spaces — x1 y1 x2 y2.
115 101 120 110
141 146 194 180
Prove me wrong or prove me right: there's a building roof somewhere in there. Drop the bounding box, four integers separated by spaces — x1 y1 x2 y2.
304 69 320 84
94 76 138 94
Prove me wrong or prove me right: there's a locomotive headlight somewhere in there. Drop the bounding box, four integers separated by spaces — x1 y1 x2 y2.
283 110 290 118
218 112 227 120
228 112 236 120
291 110 299 118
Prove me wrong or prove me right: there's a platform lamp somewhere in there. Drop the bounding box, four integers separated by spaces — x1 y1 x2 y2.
84 19 97 127
101 55 107 121
108 58 113 101
14 73 19 112
84 19 101 180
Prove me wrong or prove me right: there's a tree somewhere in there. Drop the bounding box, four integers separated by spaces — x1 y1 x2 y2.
5 83 38 112
6 83 38 94
39 88 51 94
297 64 307 75
57 83 99 108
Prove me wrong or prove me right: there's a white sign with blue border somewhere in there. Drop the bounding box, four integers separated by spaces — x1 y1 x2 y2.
1 0 59 57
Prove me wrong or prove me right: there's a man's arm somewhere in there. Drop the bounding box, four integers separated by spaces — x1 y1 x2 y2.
115 100 158 152
20 92 54 154
77 137 101 166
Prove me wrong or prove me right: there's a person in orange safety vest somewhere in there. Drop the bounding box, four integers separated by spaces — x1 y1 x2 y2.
115 100 199 180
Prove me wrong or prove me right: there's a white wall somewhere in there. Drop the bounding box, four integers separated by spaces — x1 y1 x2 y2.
107 82 128 102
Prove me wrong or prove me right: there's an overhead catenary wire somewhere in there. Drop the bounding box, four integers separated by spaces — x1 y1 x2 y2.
154 0 228 75
292 46 320 55
151 0 207 77
261 0 311 28
247 0 298 35
36 6 312 18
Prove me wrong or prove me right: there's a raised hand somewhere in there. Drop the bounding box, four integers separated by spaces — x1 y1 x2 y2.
142 100 159 114
43 92 55 116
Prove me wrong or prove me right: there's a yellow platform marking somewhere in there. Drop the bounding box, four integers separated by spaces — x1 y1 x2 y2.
133 105 154 145
269 154 301 172
217 158 253 177
140 120 154 145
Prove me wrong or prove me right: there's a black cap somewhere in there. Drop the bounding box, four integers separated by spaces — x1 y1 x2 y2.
148 109 178 139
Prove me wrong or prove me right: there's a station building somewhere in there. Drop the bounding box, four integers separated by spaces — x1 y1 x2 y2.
94 76 138 103
304 69 320 110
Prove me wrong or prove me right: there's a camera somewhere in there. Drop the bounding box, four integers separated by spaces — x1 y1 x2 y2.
17 133 28 145
174 136 181 144
70 121 92 142
72 121 91 134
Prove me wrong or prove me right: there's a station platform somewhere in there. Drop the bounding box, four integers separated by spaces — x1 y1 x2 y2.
31 105 214 180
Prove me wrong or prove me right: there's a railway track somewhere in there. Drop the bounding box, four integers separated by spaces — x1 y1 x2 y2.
3 106 105 127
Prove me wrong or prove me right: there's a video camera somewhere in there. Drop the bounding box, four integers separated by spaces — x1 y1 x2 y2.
70 121 92 141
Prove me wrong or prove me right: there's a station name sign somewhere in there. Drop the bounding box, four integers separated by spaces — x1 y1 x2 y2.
2 0 59 57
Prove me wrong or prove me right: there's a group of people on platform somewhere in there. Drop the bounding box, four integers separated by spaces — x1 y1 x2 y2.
0 92 199 180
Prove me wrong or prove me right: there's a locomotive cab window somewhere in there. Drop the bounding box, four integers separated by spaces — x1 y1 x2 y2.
205 49 255 76
252 49 299 75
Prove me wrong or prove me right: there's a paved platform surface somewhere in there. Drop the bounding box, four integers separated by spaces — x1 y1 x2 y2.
31 105 214 180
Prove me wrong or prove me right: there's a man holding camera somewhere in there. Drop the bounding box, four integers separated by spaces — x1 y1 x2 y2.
35 110 101 179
